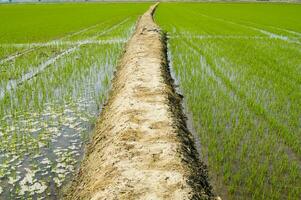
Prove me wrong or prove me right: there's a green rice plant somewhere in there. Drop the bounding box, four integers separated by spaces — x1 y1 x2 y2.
0 3 151 44
156 2 301 200
0 3 150 199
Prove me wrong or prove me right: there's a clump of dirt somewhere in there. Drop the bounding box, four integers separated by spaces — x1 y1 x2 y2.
64 3 214 200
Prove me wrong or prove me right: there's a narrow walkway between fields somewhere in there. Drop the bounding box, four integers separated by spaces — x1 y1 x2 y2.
65 3 214 200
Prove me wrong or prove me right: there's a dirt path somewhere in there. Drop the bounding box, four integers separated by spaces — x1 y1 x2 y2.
64 3 213 200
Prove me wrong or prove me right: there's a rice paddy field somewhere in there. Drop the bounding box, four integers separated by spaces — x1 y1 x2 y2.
155 2 301 200
0 3 150 199
0 2 300 200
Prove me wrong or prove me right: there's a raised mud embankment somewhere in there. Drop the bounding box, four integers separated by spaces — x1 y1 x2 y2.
65 3 213 200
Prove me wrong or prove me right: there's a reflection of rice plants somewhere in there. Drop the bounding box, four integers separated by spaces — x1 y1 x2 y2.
0 3 150 199
156 3 301 200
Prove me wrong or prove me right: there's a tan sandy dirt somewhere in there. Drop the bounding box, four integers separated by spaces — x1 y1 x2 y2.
64 3 213 200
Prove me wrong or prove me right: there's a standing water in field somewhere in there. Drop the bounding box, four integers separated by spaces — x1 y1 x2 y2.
0 16 137 199
155 3 301 200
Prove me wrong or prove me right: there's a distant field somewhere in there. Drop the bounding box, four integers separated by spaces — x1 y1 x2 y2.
156 2 301 200
0 3 148 43
0 3 149 199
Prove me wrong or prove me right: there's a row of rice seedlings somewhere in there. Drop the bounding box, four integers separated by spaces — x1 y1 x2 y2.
173 3 301 42
236 21 301 43
162 6 301 138
0 45 28 61
0 17 114 61
0 18 119 83
0 15 118 65
181 37 301 155
0 15 136 89
0 16 135 109
0 43 120 199
0 43 122 137
156 4 300 199
95 17 136 41
0 45 70 90
168 38 300 199
156 6 261 37
67 16 134 42
0 18 132 198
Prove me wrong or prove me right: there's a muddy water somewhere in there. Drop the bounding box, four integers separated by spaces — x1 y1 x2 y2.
0 43 123 199
0 15 138 199
0 100 95 199
0 78 110 199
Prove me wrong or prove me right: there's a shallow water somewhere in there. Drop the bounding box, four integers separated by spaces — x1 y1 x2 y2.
0 100 95 198
0 17 136 199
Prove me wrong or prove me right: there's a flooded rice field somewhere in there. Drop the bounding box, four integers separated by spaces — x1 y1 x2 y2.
0 16 136 199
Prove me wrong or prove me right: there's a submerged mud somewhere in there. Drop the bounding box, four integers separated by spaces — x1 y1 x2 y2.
65 3 213 200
